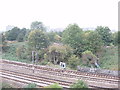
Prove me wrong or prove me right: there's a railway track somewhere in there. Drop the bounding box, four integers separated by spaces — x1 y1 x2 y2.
0 59 119 88
1 59 119 79
1 69 117 89
0 69 71 88
1 71 48 88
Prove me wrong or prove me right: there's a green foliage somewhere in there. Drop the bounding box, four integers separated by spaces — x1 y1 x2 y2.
1 22 118 71
68 55 80 69
55 31 63 37
1 82 13 88
1 33 6 43
6 27 21 41
118 31 120 45
82 50 98 67
2 42 31 63
82 50 95 56
70 80 88 88
47 31 62 44
0 33 9 52
96 26 112 46
31 21 46 31
28 30 49 50
24 83 36 88
99 46 118 70
112 31 120 46
39 60 48 65
46 43 73 64
54 34 62 43
37 49 47 60
17 28 27 42
85 31 103 53
62 24 84 57
47 31 56 43
16 45 27 59
24 29 31 41
44 83 63 89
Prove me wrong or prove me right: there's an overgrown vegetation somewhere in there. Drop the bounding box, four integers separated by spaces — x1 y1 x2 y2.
70 80 88 88
0 82 14 88
99 46 118 70
44 83 63 89
1 21 119 71
24 83 37 88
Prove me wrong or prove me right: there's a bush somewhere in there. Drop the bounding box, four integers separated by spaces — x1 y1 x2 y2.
44 83 63 89
99 46 118 70
46 43 73 64
16 45 27 59
1 45 9 52
68 55 80 69
17 33 24 42
38 49 46 60
39 60 48 65
70 80 88 88
82 50 99 68
24 83 36 88
1 82 13 88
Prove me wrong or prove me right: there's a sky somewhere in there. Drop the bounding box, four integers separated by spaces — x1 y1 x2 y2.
0 0 119 32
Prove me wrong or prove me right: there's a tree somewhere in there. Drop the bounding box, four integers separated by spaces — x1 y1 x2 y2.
47 31 56 43
47 31 62 44
62 24 84 57
16 45 27 59
0 33 9 52
85 31 103 53
70 80 88 88
54 34 62 43
6 27 21 41
112 31 120 46
96 26 112 46
17 28 27 42
28 30 49 50
46 43 72 64
30 21 46 31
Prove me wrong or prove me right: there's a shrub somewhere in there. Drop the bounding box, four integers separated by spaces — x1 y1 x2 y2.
24 83 36 88
16 45 27 59
46 43 73 64
82 50 99 68
44 83 63 89
68 55 80 69
1 45 9 52
39 60 48 65
70 80 88 88
1 82 13 88
17 33 24 42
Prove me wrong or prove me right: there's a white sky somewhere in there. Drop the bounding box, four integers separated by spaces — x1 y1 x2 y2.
0 0 119 32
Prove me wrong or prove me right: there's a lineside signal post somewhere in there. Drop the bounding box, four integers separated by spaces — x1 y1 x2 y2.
32 51 38 64
32 51 38 73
